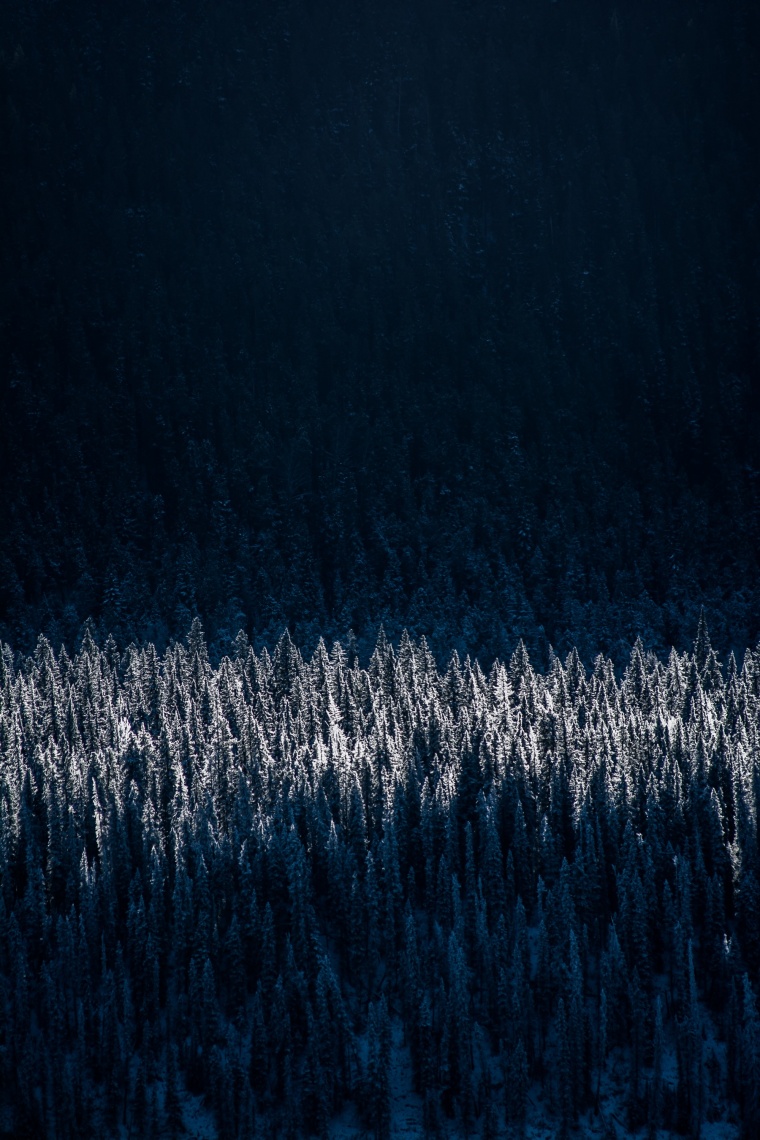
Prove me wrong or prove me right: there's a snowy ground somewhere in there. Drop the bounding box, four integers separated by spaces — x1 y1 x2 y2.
179 1090 218 1140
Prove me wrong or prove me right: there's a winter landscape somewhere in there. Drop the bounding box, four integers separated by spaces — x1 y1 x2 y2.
0 621 758 1136
1 0 758 1135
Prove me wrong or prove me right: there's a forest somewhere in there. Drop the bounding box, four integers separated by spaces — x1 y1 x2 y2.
1 0 759 662
1 1 759 1134
0 618 758 1137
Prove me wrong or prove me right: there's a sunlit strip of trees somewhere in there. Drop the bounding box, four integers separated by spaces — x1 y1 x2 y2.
0 616 758 1137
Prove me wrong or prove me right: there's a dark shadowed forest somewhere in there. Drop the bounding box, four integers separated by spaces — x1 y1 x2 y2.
1 0 759 663
1 0 760 1136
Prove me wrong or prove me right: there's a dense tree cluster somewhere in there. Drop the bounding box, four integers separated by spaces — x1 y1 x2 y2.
0 618 757 1136
1 0 759 659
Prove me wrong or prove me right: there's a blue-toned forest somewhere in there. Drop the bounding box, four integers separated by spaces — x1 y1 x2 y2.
0 622 758 1136
1 0 758 662
1 0 759 1135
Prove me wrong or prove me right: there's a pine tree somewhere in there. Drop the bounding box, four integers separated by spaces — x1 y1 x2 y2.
648 995 664 1140
165 1042 184 1139
302 1008 329 1140
566 929 585 1113
740 975 760 1138
249 984 269 1100
133 1058 148 1137
686 941 703 1139
596 988 607 1110
365 997 391 1140
556 997 573 1136
503 1035 529 1128
628 966 648 1129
